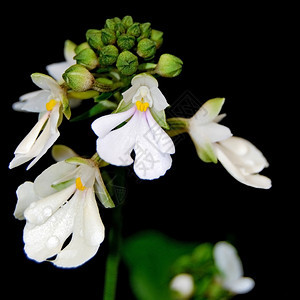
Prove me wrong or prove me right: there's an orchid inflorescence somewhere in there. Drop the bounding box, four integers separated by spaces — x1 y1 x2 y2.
9 15 271 299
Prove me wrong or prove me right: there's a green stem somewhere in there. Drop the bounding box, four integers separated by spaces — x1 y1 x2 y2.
103 206 122 300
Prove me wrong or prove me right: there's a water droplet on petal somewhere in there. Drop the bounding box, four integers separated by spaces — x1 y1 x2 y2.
46 236 60 249
43 206 53 218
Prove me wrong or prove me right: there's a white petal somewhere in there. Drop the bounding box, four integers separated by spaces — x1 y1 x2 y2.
34 161 78 198
14 112 50 155
225 277 255 294
146 109 175 154
190 98 225 125
53 189 104 268
214 144 271 189
200 123 232 143
219 137 269 173
64 40 77 63
121 85 138 103
92 106 136 139
133 112 172 179
14 182 39 220
24 184 76 225
150 86 169 111
19 90 43 101
13 90 50 113
52 145 78 162
131 73 158 88
96 110 140 166
213 241 243 282
46 62 71 83
23 191 80 262
31 73 63 99
26 105 61 170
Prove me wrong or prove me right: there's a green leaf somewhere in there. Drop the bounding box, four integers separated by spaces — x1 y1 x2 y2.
70 100 117 122
94 92 114 102
122 231 196 300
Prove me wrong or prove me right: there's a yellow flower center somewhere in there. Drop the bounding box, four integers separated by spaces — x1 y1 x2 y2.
46 99 58 111
75 177 86 191
136 99 149 112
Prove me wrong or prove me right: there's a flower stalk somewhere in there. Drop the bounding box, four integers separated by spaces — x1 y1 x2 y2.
103 206 123 300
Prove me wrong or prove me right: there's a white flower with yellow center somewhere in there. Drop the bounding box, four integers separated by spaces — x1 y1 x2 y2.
213 241 255 294
9 73 70 170
14 159 107 268
92 73 175 180
188 98 271 189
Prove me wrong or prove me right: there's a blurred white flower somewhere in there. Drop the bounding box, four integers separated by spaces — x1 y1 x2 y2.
170 273 194 299
14 160 105 268
213 241 255 294
92 73 175 180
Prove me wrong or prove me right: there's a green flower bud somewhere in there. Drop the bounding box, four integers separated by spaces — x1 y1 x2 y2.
99 45 119 66
116 50 138 76
86 29 104 50
101 28 116 45
113 17 121 24
138 22 151 41
122 15 133 29
115 22 126 37
151 29 163 49
74 48 98 70
75 42 90 54
117 34 135 50
137 38 156 59
105 18 116 31
155 54 183 78
63 64 95 91
127 22 141 37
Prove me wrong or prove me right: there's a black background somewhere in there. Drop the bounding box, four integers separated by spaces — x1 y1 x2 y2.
2 2 294 299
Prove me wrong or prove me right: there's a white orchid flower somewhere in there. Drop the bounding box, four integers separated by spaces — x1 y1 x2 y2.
213 241 255 294
9 73 70 170
14 160 106 268
188 98 271 189
46 40 76 83
92 73 175 180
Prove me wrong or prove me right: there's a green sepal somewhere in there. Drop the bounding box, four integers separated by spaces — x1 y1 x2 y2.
196 141 218 164
71 100 117 122
150 108 169 130
61 93 71 120
67 90 99 100
114 98 135 113
94 169 115 208
138 62 157 71
65 156 91 166
166 117 189 137
51 178 76 191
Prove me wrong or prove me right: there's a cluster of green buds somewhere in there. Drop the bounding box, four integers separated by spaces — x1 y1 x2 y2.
62 16 183 93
